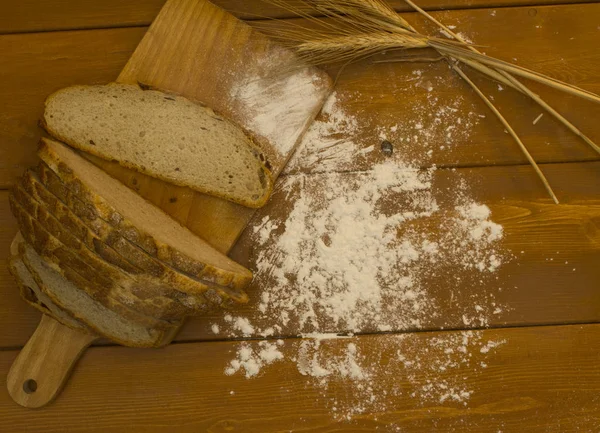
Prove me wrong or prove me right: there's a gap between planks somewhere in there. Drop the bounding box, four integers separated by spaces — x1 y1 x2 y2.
1 319 599 352
0 0 597 35
1 159 599 191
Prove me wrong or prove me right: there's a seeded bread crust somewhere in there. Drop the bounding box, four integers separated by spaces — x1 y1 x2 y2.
19 241 172 348
21 170 247 305
8 254 88 331
42 83 273 208
9 197 181 329
37 140 253 289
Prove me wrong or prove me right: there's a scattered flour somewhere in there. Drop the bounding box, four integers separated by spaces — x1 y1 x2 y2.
456 32 474 44
221 88 509 421
288 85 482 174
376 79 482 155
224 315 255 337
286 92 361 172
246 163 505 335
480 339 507 354
225 341 284 378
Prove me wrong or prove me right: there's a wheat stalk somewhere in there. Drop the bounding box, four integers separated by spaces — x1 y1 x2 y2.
262 0 600 103
452 66 559 203
259 0 600 202
295 32 428 63
314 0 415 31
403 0 600 156
430 41 600 105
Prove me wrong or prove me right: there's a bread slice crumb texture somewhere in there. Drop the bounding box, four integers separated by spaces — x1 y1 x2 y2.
19 241 164 348
9 253 87 331
43 83 273 208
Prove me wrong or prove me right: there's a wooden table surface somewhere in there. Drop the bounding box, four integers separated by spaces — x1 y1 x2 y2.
1 0 599 431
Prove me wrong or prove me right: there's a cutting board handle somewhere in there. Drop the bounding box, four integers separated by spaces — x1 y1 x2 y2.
7 314 97 408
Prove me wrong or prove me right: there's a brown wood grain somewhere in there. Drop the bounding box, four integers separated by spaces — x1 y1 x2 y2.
6 315 97 408
1 161 598 348
0 323 599 432
2 4 600 188
0 28 146 187
0 1 599 423
185 161 600 341
0 0 597 33
274 3 600 174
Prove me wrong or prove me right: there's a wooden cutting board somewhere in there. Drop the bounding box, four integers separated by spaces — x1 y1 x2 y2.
95 0 332 253
7 0 332 408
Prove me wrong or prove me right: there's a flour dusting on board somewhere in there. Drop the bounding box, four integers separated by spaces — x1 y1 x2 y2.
217 90 510 421
285 92 362 172
229 48 329 160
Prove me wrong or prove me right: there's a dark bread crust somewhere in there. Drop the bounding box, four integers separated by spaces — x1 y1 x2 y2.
37 141 253 292
9 195 183 328
22 169 247 305
15 176 222 314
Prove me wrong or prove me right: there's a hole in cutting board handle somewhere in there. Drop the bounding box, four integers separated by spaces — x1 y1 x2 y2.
22 379 37 394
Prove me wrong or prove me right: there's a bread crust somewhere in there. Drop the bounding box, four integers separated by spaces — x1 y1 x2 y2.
19 242 171 348
21 169 248 305
8 255 89 332
37 143 253 291
15 177 224 313
10 195 183 328
42 83 273 208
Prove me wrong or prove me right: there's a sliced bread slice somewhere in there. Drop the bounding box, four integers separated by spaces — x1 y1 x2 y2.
18 240 172 348
9 194 199 322
37 138 253 289
20 169 248 305
10 196 182 329
12 182 217 312
42 83 273 208
9 251 88 331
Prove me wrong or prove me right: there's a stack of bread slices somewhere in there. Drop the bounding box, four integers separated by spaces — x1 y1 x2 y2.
8 84 273 347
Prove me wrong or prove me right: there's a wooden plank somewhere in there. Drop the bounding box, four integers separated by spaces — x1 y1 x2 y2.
0 324 599 431
1 161 598 348
2 4 600 187
0 0 597 34
276 3 600 174
0 28 145 187
0 192 38 349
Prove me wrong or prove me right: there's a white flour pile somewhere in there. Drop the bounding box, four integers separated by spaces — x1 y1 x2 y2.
253 161 442 334
216 91 509 420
